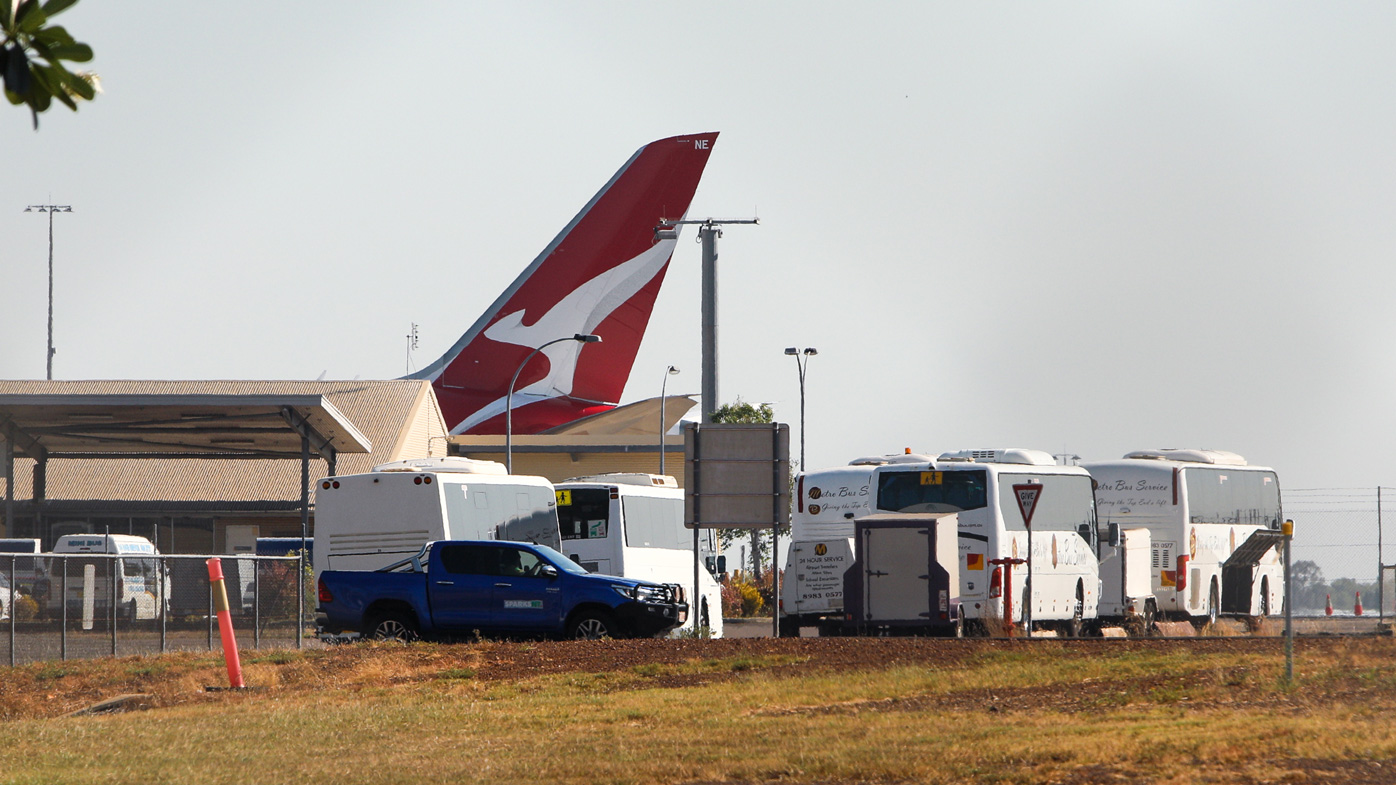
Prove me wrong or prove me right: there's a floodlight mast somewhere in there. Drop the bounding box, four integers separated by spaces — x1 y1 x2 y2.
655 217 759 422
24 204 73 380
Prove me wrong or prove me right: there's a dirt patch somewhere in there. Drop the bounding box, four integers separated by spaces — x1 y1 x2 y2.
3 635 1394 722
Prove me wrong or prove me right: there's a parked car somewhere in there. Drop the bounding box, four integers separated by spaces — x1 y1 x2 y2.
316 540 688 641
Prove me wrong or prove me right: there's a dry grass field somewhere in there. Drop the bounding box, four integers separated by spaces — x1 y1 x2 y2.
2 636 1395 784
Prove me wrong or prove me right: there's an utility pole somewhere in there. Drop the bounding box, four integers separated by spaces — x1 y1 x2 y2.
655 217 759 422
24 204 73 379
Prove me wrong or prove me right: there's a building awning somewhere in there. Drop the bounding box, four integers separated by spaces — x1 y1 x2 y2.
0 394 371 460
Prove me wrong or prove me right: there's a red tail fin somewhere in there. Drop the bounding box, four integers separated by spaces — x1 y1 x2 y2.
410 133 718 435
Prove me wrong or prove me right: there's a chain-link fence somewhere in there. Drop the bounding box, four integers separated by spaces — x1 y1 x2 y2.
1285 487 1394 622
2 553 306 667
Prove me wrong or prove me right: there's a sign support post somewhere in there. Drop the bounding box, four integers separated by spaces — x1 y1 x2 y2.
1011 483 1044 635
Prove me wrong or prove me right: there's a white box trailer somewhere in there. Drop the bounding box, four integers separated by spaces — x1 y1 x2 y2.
312 457 560 579
554 473 723 637
1096 525 1156 631
839 512 961 636
1084 449 1284 625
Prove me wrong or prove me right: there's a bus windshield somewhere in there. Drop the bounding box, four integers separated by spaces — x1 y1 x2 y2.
876 469 988 514
557 488 611 540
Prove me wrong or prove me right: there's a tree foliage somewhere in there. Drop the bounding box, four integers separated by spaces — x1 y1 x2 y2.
710 398 774 425
3 0 98 129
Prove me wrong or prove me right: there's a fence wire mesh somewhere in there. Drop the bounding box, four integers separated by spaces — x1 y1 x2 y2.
1285 487 1391 620
3 554 305 667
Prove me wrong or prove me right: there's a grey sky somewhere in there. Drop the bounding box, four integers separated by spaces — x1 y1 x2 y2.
5 3 1395 575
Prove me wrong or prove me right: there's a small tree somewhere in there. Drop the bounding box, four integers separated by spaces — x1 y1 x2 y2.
3 0 99 129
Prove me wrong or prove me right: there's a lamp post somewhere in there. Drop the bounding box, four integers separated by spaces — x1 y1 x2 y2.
784 347 817 470
24 203 73 380
506 333 601 473
659 366 679 476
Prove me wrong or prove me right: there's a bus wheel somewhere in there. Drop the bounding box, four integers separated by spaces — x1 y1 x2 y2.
1204 580 1220 629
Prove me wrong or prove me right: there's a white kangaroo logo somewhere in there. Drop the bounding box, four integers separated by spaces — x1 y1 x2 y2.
451 238 677 434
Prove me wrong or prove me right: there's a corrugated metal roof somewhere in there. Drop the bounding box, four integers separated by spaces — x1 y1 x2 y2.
0 380 446 504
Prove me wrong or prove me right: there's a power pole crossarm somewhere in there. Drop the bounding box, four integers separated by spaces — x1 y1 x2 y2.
655 217 759 423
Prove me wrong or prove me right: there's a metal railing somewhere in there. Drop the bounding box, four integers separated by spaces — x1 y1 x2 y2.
3 553 305 667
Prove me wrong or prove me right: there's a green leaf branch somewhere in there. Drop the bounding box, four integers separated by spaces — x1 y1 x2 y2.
3 0 99 129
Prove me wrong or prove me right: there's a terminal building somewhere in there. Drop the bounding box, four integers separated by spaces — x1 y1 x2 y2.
0 381 690 555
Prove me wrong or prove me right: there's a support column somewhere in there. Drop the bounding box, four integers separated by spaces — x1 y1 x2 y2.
700 224 720 422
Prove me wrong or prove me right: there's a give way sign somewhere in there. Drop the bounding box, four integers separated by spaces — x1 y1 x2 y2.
1012 483 1044 529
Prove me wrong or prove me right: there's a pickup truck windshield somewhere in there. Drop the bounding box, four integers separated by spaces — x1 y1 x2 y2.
531 544 592 575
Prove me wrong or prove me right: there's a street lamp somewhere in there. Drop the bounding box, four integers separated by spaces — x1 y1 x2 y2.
506 333 601 472
25 203 73 380
784 347 817 470
659 366 680 476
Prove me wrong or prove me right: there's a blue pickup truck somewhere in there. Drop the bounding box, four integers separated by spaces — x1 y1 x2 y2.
316 540 689 640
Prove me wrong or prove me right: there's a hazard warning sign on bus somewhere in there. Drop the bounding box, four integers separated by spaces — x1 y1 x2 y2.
1012 483 1044 529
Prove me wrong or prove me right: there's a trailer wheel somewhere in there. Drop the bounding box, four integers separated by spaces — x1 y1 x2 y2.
1258 577 1271 618
1064 583 1085 638
778 616 800 638
567 610 617 640
367 611 419 642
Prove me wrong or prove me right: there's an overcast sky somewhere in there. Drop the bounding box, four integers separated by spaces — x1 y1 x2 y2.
5 3 1395 575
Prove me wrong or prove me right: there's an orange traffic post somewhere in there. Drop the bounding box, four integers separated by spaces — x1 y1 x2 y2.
206 558 246 689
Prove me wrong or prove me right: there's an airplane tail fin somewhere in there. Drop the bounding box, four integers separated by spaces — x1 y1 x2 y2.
409 132 719 435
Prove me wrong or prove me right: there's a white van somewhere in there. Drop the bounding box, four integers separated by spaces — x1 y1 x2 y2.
48 534 169 621
554 473 723 637
312 457 560 579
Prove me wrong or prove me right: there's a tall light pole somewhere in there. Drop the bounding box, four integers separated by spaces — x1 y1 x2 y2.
506 333 601 473
658 366 680 476
784 347 817 470
25 203 72 380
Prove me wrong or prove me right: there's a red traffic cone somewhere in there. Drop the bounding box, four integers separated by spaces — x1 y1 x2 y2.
1355 592 1364 617
1325 594 1333 616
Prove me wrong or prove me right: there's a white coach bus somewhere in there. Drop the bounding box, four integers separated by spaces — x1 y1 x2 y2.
871 449 1100 636
313 457 560 580
1084 450 1284 625
553 474 722 637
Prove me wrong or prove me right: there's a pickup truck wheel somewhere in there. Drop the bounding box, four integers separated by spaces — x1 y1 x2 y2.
367 612 419 642
567 610 616 640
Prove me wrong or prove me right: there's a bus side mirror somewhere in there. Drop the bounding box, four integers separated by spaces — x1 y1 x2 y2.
1108 523 1121 548
706 556 726 575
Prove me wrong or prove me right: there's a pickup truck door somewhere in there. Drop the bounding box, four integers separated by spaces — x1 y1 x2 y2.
490 545 563 633
429 544 495 630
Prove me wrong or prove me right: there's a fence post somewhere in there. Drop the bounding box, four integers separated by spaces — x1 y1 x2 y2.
60 557 67 660
159 555 168 654
8 555 15 668
1283 519 1294 683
